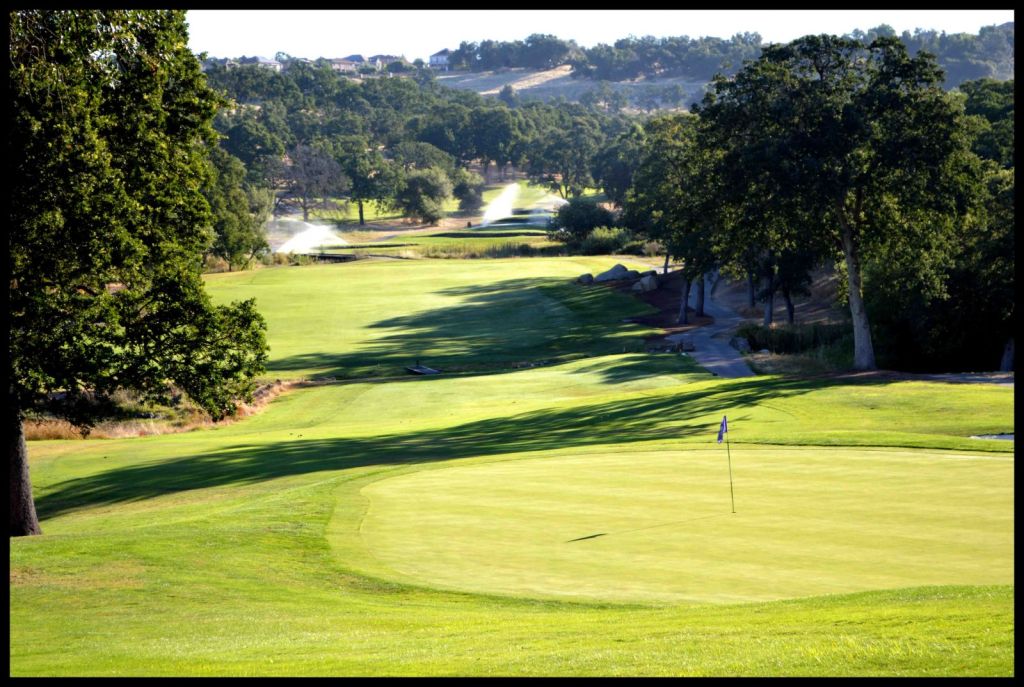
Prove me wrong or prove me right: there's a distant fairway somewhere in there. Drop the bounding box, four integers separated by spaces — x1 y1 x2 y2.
12 257 1014 676
204 256 658 380
360 447 1013 603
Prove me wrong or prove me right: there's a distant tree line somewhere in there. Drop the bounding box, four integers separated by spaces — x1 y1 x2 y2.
200 57 635 233
441 23 1014 89
201 36 1013 373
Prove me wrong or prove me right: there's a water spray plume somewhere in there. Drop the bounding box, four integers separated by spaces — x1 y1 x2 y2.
275 222 350 254
481 183 520 226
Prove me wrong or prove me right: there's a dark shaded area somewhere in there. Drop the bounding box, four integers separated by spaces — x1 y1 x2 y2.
405 364 440 375
566 533 607 542
419 231 547 239
265 276 654 378
571 354 705 384
35 374 884 520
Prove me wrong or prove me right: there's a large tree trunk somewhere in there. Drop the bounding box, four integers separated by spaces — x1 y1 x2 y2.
783 288 795 324
358 200 365 226
747 271 756 308
10 408 42 536
762 273 775 327
839 220 876 370
677 275 691 325
695 273 706 318
999 337 1014 371
663 254 670 275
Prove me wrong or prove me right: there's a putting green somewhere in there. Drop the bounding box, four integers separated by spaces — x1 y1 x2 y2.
358 447 1014 604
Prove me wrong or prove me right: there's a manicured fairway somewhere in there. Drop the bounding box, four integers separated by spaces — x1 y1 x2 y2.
204 257 657 380
11 258 1014 676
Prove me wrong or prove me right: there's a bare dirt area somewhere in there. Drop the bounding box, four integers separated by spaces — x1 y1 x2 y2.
831 370 1014 387
618 273 713 339
712 267 848 325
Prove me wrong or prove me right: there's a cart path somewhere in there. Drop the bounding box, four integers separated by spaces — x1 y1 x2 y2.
664 274 756 379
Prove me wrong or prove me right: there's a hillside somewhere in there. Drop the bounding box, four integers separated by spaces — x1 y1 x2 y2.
436 66 707 109
435 22 1014 107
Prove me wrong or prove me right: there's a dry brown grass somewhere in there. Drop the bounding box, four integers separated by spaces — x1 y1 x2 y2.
24 381 294 441
744 351 843 377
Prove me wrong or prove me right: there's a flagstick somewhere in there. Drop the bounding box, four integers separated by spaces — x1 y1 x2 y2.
725 432 736 514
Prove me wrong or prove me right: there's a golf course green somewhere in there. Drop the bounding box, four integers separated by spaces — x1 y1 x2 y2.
10 257 1014 676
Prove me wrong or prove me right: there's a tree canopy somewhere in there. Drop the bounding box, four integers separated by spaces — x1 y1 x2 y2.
9 9 269 536
694 35 978 369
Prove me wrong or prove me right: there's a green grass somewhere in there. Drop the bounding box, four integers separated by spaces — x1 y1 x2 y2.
308 181 559 227
359 445 1012 603
322 232 557 259
11 258 1014 676
203 257 658 380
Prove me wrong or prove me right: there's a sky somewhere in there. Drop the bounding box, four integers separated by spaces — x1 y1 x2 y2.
186 10 1015 62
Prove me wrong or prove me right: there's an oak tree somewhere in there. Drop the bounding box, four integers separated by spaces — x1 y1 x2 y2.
10 10 269 536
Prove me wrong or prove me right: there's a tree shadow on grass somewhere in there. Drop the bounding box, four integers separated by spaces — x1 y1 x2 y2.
266 276 656 379
34 374 881 520
570 353 709 384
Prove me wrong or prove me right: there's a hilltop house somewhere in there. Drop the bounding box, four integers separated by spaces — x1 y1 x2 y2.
235 56 282 72
282 57 313 72
368 54 406 70
429 49 450 71
328 58 359 73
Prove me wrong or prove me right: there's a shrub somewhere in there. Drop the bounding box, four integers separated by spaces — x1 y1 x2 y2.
203 255 231 273
452 168 485 211
642 240 665 257
737 322 852 355
548 197 615 242
579 226 636 255
395 166 453 224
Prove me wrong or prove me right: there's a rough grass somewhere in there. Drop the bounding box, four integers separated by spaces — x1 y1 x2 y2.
12 258 1014 677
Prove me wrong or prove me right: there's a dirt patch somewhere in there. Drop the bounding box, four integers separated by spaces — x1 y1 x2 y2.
479 65 574 94
712 267 848 325
11 562 146 589
829 370 1014 386
608 270 714 335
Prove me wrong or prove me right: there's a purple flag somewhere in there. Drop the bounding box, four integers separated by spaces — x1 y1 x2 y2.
717 415 728 443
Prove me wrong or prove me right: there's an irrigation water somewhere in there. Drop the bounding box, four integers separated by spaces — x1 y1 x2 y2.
268 219 350 254
480 182 520 226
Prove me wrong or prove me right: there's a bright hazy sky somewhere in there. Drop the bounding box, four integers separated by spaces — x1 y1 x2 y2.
186 10 1014 62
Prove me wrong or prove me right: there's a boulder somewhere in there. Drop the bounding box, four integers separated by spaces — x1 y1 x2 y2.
640 269 657 277
577 273 594 285
631 274 659 293
729 336 752 353
594 263 629 282
625 270 641 280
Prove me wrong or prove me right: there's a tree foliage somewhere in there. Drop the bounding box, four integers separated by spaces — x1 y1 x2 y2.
694 35 977 368
204 146 271 269
9 9 269 536
394 166 453 224
547 197 615 243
